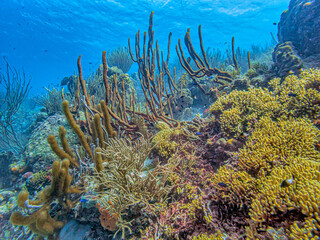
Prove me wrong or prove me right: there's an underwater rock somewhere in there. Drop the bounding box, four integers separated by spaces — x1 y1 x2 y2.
59 220 92 240
24 114 78 172
61 75 77 86
278 0 320 66
96 64 123 77
271 41 303 78
232 75 250 91
0 152 15 188
0 190 15 224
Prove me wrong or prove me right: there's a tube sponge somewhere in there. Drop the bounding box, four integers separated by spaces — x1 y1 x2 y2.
47 135 79 168
94 114 105 149
94 147 103 173
100 100 117 138
59 126 74 159
10 212 34 225
17 190 29 208
62 100 93 160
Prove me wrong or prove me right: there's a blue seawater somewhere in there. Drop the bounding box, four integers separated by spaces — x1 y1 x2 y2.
0 0 289 94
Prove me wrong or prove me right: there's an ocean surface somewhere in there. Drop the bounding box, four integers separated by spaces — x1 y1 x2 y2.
0 0 289 94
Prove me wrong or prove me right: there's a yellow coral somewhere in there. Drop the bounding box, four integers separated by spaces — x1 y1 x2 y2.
237 117 320 176
192 231 228 240
151 122 182 159
250 160 320 238
270 68 320 119
209 88 283 138
208 165 256 205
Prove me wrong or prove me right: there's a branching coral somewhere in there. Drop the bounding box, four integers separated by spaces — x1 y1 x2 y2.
270 68 320 119
237 117 320 176
209 88 283 138
87 135 181 238
210 68 320 139
207 165 256 206
250 159 320 238
207 108 320 238
151 121 182 159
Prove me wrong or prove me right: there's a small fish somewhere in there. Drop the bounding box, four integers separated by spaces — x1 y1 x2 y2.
288 92 298 97
44 49 48 52
207 139 214 145
273 22 277 25
193 95 197 99
196 113 201 117
218 182 228 187
239 132 249 138
89 62 92 65
203 108 210 114
195 132 202 135
80 197 88 203
224 42 227 44
280 178 294 188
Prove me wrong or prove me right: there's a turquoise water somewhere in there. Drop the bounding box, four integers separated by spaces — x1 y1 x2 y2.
0 0 288 94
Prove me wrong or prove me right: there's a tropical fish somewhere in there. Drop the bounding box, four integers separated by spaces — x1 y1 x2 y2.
218 182 228 187
280 178 294 188
288 92 298 97
203 108 210 114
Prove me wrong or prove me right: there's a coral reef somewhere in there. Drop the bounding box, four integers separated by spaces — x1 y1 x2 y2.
278 0 320 67
237 117 320 176
271 42 303 78
209 87 283 138
24 114 78 172
106 46 134 73
5 8 320 240
88 136 181 238
270 68 320 119
10 159 82 239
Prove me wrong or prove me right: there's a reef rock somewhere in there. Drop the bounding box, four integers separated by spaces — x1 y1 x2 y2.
24 114 78 172
277 0 320 67
271 41 303 78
